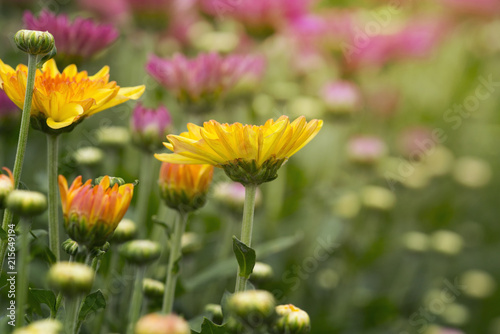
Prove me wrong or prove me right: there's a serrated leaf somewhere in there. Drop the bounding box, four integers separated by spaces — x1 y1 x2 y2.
194 318 228 334
29 288 57 316
78 290 106 322
232 236 256 279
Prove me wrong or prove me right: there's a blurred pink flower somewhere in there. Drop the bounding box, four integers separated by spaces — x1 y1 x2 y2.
0 89 19 119
146 52 265 104
199 0 311 37
23 10 119 60
347 135 387 164
440 0 500 17
131 103 172 151
78 0 129 23
321 80 362 114
398 126 435 158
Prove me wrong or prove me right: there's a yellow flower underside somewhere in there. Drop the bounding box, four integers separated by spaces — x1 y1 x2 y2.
155 116 323 168
160 163 214 197
0 59 145 129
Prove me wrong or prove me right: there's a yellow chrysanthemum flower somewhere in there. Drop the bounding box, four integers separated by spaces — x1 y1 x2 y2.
155 116 323 185
0 58 145 134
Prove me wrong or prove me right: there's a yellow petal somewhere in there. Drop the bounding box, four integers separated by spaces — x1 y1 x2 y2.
41 59 60 76
89 66 109 80
63 64 78 77
154 153 213 165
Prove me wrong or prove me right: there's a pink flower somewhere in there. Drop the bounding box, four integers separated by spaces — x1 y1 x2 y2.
23 10 119 60
130 103 172 151
199 0 310 37
347 136 387 165
146 52 265 105
321 81 362 114
439 0 500 17
0 89 19 119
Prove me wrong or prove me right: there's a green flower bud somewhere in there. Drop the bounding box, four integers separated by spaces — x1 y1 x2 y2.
6 190 47 217
15 30 55 55
94 176 126 187
227 290 276 327
135 313 190 334
73 147 104 166
143 278 165 300
13 319 63 334
181 232 202 254
90 241 111 258
204 304 223 324
274 304 311 334
112 219 138 244
62 238 79 257
47 262 94 297
96 126 130 148
250 262 274 284
121 240 161 265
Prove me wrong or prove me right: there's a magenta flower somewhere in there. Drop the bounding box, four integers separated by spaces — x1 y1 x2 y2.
321 81 362 114
131 103 172 152
23 10 119 61
146 52 265 107
0 90 19 119
347 136 387 165
199 0 310 37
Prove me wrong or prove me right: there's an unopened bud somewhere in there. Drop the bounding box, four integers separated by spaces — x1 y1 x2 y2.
274 304 311 334
112 219 137 243
13 319 63 334
47 262 94 297
15 29 55 55
135 313 190 334
181 232 202 254
227 290 276 326
250 262 274 283
97 126 130 147
204 304 223 324
62 238 79 257
143 278 165 300
360 186 395 211
73 147 104 166
6 190 47 217
94 176 126 187
121 240 161 265
430 230 463 255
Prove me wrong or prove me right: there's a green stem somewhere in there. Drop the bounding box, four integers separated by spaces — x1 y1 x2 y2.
162 211 187 314
0 53 39 274
65 296 81 334
234 184 257 293
47 134 60 262
16 219 30 327
94 248 119 334
135 151 154 237
126 267 146 334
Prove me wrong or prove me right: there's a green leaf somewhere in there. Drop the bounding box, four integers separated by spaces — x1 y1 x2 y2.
232 236 256 279
193 318 228 334
185 233 303 291
220 290 232 323
78 290 106 323
0 227 7 241
28 288 56 316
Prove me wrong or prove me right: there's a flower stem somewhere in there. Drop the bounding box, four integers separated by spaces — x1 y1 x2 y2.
16 219 30 327
65 294 82 334
135 151 154 237
0 53 39 274
126 267 146 334
47 134 60 262
162 211 187 314
234 184 257 293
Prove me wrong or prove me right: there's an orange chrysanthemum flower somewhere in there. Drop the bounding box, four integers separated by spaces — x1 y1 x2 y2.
58 175 134 249
155 115 323 185
159 163 214 212
0 167 14 209
0 58 145 134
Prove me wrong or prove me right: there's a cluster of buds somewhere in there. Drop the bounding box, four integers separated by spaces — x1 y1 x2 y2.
158 162 213 213
130 103 172 152
146 53 265 110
